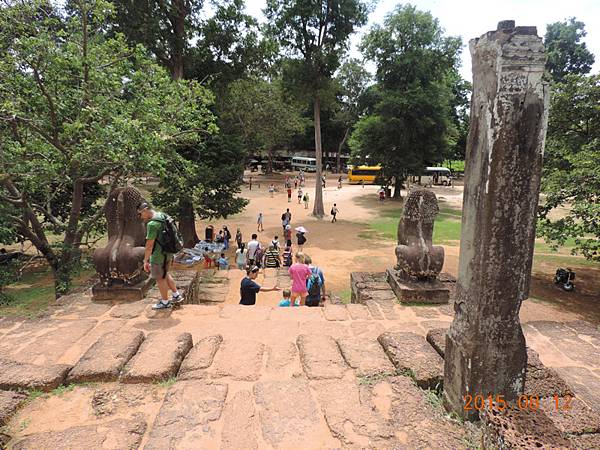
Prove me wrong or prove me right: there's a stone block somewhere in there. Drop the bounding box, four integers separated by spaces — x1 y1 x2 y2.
178 335 223 379
386 269 449 304
539 395 600 435
0 358 71 391
337 337 395 377
297 334 347 379
0 390 27 425
121 332 193 383
378 331 444 389
92 278 154 302
144 381 227 449
221 390 258 450
346 304 371 320
109 302 147 319
426 327 447 357
67 330 144 383
13 417 146 450
525 348 573 398
323 304 348 321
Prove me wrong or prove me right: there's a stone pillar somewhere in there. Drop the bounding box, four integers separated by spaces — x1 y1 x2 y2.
443 21 549 419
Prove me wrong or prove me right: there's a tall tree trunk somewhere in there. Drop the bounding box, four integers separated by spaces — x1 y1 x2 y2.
312 97 325 218
337 127 350 173
266 148 274 174
393 176 403 199
52 246 81 298
179 199 199 248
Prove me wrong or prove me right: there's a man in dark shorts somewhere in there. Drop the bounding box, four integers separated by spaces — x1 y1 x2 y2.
240 266 280 305
138 202 181 310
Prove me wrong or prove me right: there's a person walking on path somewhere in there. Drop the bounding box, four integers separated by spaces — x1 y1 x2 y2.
239 266 280 305
263 244 281 268
138 202 181 310
281 208 292 233
257 212 264 232
287 186 292 202
222 226 231 250
378 187 385 202
284 224 292 247
322 175 326 189
303 192 310 209
297 188 303 204
331 204 339 223
294 177 298 189
288 252 311 306
249 176 253 191
247 234 261 266
296 229 307 250
337 176 343 189
235 243 247 270
271 235 280 250
303 254 326 307
268 183 275 198
235 228 243 249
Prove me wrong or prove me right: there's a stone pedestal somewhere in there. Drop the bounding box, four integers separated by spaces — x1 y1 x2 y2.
92 278 154 302
386 269 449 304
443 21 549 419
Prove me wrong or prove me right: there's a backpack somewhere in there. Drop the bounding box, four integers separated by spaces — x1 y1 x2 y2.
330 208 335 215
297 233 306 245
150 214 184 254
307 268 322 297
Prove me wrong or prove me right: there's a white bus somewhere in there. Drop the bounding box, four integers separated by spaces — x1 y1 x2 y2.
410 167 452 186
291 156 317 172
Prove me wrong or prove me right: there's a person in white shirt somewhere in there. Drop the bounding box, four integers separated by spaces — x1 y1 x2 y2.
246 234 261 266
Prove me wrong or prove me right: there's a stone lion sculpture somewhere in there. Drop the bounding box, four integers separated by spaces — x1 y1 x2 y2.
395 189 444 280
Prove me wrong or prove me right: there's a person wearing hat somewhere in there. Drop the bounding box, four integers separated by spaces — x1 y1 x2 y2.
137 202 181 309
240 266 280 305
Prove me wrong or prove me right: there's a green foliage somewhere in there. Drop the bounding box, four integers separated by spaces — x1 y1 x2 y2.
157 377 177 388
350 5 464 193
544 18 595 83
0 258 22 306
538 74 600 261
0 0 216 295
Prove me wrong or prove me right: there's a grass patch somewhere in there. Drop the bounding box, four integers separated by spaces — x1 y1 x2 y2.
26 390 46 402
0 267 95 318
51 384 78 397
357 370 399 385
424 388 443 409
533 253 599 268
156 377 177 388
336 289 352 304
365 213 462 245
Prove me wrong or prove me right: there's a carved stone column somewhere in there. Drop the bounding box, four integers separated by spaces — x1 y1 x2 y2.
443 21 549 419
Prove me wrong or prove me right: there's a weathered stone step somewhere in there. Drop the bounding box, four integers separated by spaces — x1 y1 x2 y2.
337 337 395 377
120 332 193 383
0 358 71 392
0 390 27 426
297 334 347 379
178 334 223 379
144 381 227 449
67 330 144 383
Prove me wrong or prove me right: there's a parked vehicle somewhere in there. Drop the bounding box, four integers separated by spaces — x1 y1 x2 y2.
291 156 317 172
554 268 575 291
347 165 382 184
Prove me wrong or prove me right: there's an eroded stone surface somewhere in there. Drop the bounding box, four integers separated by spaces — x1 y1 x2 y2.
297 334 347 379
109 302 147 319
266 341 298 375
144 381 227 449
178 335 223 379
0 390 27 425
67 330 144 382
539 395 600 435
121 332 193 383
378 331 444 389
337 337 395 377
426 327 447 357
323 304 348 321
555 366 600 413
0 358 71 391
221 390 258 450
346 304 371 320
254 380 323 448
13 417 147 450
525 348 573 398
180 338 264 381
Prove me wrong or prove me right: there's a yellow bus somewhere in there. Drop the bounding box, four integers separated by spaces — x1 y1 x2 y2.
347 165 382 184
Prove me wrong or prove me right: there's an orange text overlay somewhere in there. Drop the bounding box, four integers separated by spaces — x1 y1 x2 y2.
463 394 573 412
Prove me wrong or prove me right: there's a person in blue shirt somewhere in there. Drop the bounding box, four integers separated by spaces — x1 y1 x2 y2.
240 266 279 305
217 253 229 270
278 288 299 307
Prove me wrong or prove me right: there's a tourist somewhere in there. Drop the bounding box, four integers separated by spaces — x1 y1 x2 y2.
263 244 281 269
297 188 303 204
322 175 326 188
247 234 261 266
282 245 293 267
235 228 243 249
288 252 311 306
235 243 247 270
331 203 339 223
239 266 279 305
287 186 292 202
281 208 292 232
278 288 298 307
257 212 264 232
217 253 229 270
303 192 310 209
268 183 275 198
254 244 265 270
284 224 292 246
249 176 253 190
203 246 215 268
303 254 326 307
294 177 298 189
337 176 342 189
271 235 280 250
137 202 181 310
378 187 385 202
215 230 224 243
222 226 231 250
296 229 307 250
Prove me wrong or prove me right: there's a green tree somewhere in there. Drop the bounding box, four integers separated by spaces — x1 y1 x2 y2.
112 0 272 245
265 0 369 217
333 58 371 172
544 18 595 83
221 78 307 172
538 74 600 261
350 5 462 197
0 0 216 296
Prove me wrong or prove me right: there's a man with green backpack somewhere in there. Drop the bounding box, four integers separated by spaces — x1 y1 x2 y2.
137 202 184 310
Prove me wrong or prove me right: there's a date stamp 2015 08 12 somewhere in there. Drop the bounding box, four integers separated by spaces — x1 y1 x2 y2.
463 394 573 412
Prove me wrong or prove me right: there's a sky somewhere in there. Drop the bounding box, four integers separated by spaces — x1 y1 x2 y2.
244 0 600 81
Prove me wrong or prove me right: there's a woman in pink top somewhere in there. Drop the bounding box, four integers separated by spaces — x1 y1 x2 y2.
288 253 311 306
